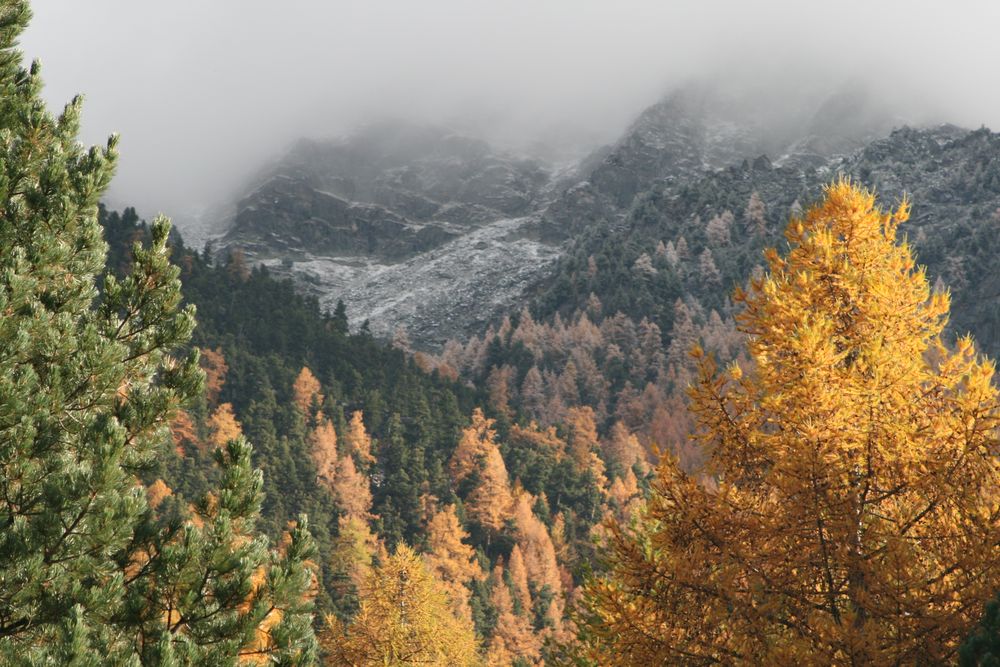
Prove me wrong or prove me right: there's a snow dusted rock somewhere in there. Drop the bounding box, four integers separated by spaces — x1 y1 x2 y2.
224 121 551 261
260 215 560 348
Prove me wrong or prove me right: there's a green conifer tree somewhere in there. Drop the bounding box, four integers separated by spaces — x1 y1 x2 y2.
0 2 317 662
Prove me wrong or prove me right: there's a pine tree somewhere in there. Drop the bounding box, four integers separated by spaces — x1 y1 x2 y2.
578 181 1000 664
0 4 317 660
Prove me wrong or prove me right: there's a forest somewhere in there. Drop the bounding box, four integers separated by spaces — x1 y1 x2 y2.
5 0 1000 665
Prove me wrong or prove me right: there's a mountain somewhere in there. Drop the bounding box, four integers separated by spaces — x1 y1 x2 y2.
216 83 916 348
533 122 1000 352
219 122 561 345
536 82 902 238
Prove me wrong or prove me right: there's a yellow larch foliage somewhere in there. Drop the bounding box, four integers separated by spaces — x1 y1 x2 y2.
423 504 482 621
342 410 375 466
292 366 323 417
449 408 496 486
507 545 532 616
170 409 200 456
207 402 243 448
333 453 373 523
603 420 648 474
606 468 641 521
322 545 480 666
328 514 378 596
146 479 172 510
509 421 566 461
580 180 1000 665
466 444 513 536
487 564 542 666
199 346 228 406
564 406 607 491
511 491 564 624
309 413 338 492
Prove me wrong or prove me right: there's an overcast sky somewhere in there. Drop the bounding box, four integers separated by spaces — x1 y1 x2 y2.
20 1 1000 226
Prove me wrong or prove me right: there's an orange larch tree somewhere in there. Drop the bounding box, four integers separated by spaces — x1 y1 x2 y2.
342 410 375 467
199 346 228 406
423 505 482 622
309 413 339 492
579 181 1000 665
292 366 323 417
207 402 243 449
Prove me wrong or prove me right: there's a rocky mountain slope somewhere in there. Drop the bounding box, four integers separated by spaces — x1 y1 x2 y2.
218 84 933 347
533 122 1000 355
225 122 551 261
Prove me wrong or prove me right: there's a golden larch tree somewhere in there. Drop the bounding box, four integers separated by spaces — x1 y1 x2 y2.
292 366 323 416
343 410 375 466
511 491 564 623
579 180 1000 665
450 408 496 486
321 545 480 666
564 406 607 491
603 420 648 474
466 444 514 537
309 413 339 492
423 504 482 621
207 402 243 448
508 545 533 616
328 514 378 599
170 409 200 455
487 564 542 666
333 453 374 523
199 346 228 406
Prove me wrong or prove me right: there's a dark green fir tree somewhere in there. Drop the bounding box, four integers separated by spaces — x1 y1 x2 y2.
0 1 317 663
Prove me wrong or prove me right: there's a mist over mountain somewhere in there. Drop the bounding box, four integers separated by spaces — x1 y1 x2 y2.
213 79 939 346
22 0 1000 223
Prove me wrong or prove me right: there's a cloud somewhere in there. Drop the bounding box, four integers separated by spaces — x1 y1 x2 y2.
20 0 1000 224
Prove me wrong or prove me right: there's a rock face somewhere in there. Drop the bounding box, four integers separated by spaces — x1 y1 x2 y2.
226 122 551 261
218 83 936 348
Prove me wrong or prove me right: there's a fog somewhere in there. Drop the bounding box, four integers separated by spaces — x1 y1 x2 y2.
21 1 1000 229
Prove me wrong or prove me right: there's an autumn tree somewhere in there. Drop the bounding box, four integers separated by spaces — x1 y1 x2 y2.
466 444 514 538
446 412 515 541
310 413 339 492
745 189 767 235
511 491 564 624
564 406 607 491
207 401 243 448
342 410 375 466
200 346 228 406
423 505 482 621
322 545 480 666
578 181 1000 664
487 565 542 666
333 453 374 523
603 421 647 474
292 366 323 417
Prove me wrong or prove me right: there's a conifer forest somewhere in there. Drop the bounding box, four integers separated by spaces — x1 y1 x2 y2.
6 1 1000 664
